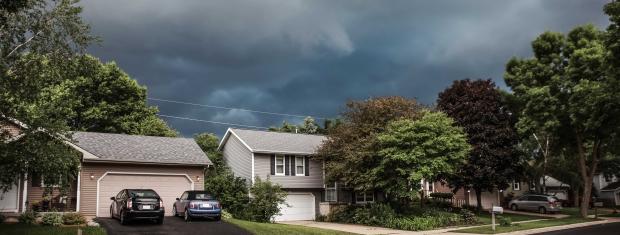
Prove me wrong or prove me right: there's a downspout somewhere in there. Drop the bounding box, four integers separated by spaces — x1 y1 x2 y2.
76 164 81 212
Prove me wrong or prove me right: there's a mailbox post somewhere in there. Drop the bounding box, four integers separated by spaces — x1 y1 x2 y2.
491 206 503 231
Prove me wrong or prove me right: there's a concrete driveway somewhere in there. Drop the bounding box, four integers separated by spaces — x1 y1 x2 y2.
97 216 250 235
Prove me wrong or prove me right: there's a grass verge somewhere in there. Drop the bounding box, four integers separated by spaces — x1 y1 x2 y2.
225 218 355 235
0 223 106 235
451 217 596 234
477 212 546 224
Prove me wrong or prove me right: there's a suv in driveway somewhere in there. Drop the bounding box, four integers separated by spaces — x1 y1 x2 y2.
173 190 221 221
509 194 562 214
110 189 165 225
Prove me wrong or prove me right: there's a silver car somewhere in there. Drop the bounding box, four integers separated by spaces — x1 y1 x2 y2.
509 194 562 214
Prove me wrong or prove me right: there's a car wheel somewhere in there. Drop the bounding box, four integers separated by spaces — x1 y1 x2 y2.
511 204 518 211
184 209 191 222
110 207 114 219
539 207 547 214
214 215 221 221
120 210 128 225
173 205 178 217
156 217 164 225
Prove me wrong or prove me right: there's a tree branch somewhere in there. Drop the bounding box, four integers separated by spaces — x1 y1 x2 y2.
6 30 42 58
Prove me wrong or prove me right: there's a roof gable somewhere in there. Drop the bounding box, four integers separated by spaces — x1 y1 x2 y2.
218 128 326 155
72 132 211 166
602 181 620 191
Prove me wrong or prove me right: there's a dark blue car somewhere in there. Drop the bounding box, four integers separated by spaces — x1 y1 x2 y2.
172 190 221 221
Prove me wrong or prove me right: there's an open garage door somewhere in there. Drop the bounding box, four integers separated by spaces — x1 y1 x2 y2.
274 193 315 221
97 173 193 217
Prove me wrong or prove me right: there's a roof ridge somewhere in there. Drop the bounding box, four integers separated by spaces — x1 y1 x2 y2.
72 131 193 140
230 128 326 137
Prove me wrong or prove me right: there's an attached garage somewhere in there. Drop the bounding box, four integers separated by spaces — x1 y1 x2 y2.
97 173 194 217
274 193 316 221
70 132 211 218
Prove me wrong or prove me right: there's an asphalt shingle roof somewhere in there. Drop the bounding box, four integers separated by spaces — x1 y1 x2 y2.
72 132 211 165
229 128 326 155
601 181 620 191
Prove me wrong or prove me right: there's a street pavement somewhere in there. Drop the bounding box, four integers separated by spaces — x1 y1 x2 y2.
532 221 620 235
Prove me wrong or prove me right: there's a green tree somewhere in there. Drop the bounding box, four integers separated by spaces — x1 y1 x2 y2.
202 169 249 217
376 111 470 199
247 176 287 222
318 96 425 196
194 132 223 169
437 79 523 213
269 116 322 134
504 20 620 217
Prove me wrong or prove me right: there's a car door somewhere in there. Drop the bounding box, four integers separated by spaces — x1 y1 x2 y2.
520 196 533 210
111 190 124 217
177 192 188 213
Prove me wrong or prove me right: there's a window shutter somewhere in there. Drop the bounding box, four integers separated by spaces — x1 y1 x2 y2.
305 157 310 176
31 173 42 187
270 154 275 175
291 156 296 175
285 155 290 176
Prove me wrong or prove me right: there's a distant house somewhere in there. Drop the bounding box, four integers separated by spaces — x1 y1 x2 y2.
594 173 620 206
0 117 211 219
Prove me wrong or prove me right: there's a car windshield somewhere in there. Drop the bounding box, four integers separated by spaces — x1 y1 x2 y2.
128 190 158 198
189 192 215 200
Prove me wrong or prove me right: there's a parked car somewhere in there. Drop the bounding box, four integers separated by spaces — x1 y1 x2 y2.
509 194 562 214
173 190 221 221
110 189 165 225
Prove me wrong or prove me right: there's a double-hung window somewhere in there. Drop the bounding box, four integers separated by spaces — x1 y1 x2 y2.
275 155 285 175
513 181 520 191
295 156 305 176
355 191 374 203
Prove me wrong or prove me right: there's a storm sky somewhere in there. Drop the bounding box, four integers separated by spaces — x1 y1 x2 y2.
79 0 610 137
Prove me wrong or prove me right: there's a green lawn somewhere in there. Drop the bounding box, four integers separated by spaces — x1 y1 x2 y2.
451 217 596 234
0 223 106 235
477 212 545 224
225 218 356 235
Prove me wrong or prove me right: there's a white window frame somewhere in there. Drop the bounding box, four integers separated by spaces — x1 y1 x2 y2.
325 182 337 202
355 191 375 204
513 181 520 191
275 155 285 176
295 156 305 176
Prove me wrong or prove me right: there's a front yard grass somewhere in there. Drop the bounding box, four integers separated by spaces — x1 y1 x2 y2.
477 212 545 224
451 217 596 234
225 218 355 235
0 223 106 235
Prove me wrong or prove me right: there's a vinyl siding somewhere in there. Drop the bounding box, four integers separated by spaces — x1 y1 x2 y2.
254 153 323 189
79 163 204 218
222 134 252 183
26 178 78 211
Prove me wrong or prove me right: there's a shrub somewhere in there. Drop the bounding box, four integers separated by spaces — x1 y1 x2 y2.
245 176 287 222
315 214 327 222
429 192 454 199
0 213 5 223
352 204 396 226
221 210 233 219
327 205 356 223
203 168 250 217
384 212 460 231
41 213 63 226
18 211 38 224
62 213 86 225
497 215 513 227
459 209 478 224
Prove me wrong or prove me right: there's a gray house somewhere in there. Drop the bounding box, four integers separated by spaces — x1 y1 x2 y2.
218 128 326 221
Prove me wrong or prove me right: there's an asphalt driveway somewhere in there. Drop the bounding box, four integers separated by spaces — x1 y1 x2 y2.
97 216 251 235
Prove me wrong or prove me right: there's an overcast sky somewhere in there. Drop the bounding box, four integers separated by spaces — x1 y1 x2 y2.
79 0 610 137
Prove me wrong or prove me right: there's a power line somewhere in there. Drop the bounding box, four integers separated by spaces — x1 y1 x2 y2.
158 114 270 130
148 97 327 120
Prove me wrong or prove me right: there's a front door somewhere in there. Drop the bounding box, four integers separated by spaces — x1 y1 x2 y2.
0 183 19 212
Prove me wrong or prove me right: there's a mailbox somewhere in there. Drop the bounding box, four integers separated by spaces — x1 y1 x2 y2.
594 202 604 207
492 206 503 214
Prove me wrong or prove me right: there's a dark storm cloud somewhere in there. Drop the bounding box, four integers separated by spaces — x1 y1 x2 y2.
79 0 610 137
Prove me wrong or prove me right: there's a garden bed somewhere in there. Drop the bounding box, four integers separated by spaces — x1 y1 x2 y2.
0 223 106 235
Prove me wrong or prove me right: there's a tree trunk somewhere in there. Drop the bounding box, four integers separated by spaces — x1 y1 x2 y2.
475 188 482 214
575 135 600 218
572 187 580 208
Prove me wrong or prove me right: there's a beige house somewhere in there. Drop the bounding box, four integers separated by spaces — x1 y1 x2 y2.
0 118 211 219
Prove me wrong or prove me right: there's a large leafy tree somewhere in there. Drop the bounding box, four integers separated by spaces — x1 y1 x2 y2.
194 132 223 171
0 0 94 192
437 79 523 212
269 116 340 135
376 111 470 199
504 19 620 217
318 96 425 197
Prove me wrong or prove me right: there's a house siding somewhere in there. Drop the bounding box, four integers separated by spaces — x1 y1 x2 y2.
254 153 323 189
25 178 78 211
0 120 22 137
79 163 204 218
222 134 252 184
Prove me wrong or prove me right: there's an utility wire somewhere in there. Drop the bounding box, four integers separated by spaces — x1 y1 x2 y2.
158 114 270 129
148 97 327 120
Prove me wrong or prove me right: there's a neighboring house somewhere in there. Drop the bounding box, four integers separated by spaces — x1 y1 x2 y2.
218 128 325 221
593 173 620 206
0 117 211 219
432 180 533 209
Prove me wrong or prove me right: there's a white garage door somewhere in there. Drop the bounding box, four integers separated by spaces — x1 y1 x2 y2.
274 193 315 221
98 174 192 217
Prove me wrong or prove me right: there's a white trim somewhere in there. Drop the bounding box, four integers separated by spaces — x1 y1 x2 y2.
218 129 254 152
355 191 375 204
251 153 255 185
76 165 81 212
21 173 28 212
513 181 521 191
253 150 317 155
274 155 285 176
95 171 195 217
295 156 305 176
